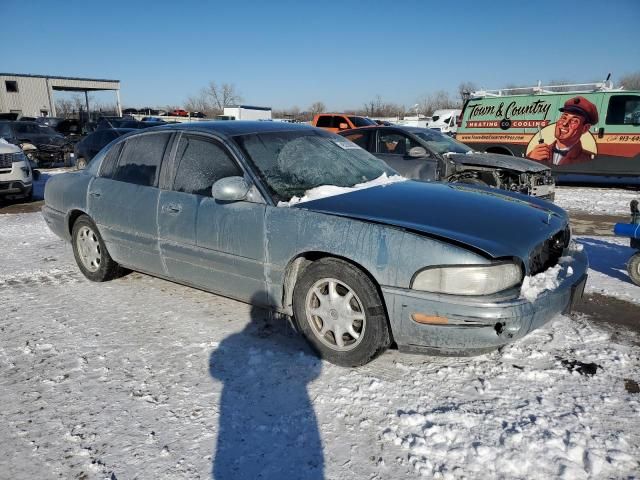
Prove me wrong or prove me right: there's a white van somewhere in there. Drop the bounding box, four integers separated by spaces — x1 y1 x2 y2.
427 109 461 135
0 138 33 201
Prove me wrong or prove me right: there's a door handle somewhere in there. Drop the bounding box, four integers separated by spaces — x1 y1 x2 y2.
89 191 101 197
162 203 182 214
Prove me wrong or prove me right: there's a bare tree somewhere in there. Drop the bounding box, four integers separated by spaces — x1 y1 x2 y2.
620 72 640 90
309 101 326 116
416 90 458 116
55 94 91 118
185 88 213 115
205 82 242 112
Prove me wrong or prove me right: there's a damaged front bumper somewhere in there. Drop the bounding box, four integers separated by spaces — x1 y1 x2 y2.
382 246 588 356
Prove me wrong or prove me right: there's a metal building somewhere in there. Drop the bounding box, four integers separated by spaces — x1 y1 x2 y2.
0 73 121 118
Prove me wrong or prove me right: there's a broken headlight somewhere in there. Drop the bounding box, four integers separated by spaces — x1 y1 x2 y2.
412 262 523 295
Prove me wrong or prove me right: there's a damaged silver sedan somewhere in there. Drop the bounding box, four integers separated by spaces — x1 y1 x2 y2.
43 122 588 366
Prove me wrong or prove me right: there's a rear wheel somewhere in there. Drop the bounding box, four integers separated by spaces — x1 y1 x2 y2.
72 215 123 281
293 258 390 366
628 253 640 287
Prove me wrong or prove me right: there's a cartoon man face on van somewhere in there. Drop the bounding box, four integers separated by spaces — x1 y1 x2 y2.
528 96 598 165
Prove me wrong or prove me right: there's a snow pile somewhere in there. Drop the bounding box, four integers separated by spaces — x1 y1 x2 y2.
278 173 406 207
521 264 565 302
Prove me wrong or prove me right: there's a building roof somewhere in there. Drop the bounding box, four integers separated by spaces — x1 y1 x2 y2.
0 73 119 83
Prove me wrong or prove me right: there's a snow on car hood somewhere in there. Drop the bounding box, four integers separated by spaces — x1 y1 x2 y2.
446 151 549 173
278 173 406 207
295 180 568 261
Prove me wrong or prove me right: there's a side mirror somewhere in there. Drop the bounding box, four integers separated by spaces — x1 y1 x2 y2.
408 146 428 158
338 123 349 130
211 176 251 202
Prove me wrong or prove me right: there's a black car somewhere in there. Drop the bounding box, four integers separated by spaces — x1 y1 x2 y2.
74 128 135 169
36 117 84 141
0 120 73 167
340 125 556 199
96 118 166 130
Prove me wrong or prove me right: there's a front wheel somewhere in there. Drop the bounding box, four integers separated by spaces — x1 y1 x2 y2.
293 258 390 367
628 252 640 287
72 215 123 281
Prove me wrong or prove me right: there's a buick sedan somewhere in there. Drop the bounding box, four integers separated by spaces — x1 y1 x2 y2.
43 122 588 366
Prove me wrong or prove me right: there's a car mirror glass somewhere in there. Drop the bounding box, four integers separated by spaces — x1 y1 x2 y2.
408 146 428 158
211 176 250 202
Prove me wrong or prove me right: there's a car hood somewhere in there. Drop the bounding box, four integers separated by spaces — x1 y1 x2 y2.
295 181 567 262
446 152 549 173
21 133 67 147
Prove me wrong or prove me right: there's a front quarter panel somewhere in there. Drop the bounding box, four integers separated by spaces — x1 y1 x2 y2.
264 206 489 309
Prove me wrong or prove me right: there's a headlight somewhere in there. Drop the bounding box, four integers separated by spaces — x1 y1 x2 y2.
412 262 523 295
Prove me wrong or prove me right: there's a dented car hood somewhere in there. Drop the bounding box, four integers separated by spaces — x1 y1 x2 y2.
447 152 549 173
295 181 567 261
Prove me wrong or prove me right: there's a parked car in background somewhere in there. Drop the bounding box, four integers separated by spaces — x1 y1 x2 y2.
0 120 73 167
312 113 377 133
0 139 33 201
190 111 207 118
43 121 586 366
340 125 555 199
427 109 461 135
122 108 139 115
36 117 84 142
168 109 189 117
74 128 135 169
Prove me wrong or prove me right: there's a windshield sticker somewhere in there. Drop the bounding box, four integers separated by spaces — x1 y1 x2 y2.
333 141 362 150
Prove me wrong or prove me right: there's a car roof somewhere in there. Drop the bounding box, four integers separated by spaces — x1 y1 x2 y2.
146 120 315 137
340 125 431 135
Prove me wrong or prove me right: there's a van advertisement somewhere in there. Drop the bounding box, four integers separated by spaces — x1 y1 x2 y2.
457 92 640 176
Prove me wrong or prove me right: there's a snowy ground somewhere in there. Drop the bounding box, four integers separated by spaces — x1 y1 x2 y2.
1 212 640 479
556 186 639 216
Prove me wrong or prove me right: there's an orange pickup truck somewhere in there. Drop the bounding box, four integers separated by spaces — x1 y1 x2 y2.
312 113 377 133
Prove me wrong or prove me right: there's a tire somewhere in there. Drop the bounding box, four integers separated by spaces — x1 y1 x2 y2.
628 252 640 287
76 157 87 170
292 258 390 367
71 215 123 282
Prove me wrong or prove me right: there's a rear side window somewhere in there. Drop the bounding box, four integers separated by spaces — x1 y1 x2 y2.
113 133 170 186
172 135 242 196
0 123 12 139
99 142 124 178
343 131 372 150
315 116 332 128
606 95 640 125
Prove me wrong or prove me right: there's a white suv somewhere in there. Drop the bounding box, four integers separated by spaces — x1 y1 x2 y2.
0 138 33 201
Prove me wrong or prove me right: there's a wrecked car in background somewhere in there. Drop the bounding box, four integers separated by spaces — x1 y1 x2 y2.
340 125 556 200
43 122 587 366
0 120 73 167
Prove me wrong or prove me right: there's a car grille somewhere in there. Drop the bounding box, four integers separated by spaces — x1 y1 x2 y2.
0 152 22 168
528 225 570 275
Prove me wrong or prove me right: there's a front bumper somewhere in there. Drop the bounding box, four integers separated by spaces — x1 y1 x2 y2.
0 179 32 198
382 247 588 355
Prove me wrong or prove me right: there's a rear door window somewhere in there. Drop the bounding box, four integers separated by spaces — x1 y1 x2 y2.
172 135 242 196
377 131 420 155
113 133 171 186
606 95 640 125
332 116 349 129
343 131 372 150
315 116 332 128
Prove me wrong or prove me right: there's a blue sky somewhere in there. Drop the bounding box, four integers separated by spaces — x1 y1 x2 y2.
3 0 639 110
